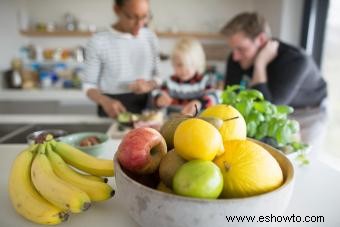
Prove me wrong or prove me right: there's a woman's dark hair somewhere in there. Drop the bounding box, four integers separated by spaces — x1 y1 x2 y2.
115 0 128 7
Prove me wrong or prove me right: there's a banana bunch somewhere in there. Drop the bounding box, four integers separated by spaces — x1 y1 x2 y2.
8 137 115 225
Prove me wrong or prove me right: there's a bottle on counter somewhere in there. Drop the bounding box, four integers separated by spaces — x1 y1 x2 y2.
4 58 23 89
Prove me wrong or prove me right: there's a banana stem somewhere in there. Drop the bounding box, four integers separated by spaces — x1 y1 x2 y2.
37 143 46 154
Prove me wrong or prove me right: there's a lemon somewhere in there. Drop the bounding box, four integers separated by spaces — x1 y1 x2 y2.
174 118 224 161
214 139 283 198
200 104 247 142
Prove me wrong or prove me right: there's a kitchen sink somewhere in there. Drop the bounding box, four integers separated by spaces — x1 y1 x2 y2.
0 123 111 144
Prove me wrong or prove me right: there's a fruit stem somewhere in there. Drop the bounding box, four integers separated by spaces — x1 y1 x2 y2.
223 161 231 171
223 116 239 122
45 134 54 141
194 104 199 117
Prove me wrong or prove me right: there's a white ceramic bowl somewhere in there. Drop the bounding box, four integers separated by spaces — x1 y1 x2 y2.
114 139 294 227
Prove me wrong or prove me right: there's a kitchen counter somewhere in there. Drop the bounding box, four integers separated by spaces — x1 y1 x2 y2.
0 114 114 143
1 141 340 227
0 114 112 124
0 89 89 102
0 140 139 227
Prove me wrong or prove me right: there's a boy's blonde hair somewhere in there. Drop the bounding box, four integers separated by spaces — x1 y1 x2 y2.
221 12 271 39
171 38 206 75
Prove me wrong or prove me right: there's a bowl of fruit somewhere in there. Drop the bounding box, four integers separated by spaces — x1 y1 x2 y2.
59 132 109 157
113 107 295 227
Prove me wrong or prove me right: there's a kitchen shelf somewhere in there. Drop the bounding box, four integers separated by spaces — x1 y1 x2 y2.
25 60 84 67
20 29 225 40
20 30 92 37
156 31 225 40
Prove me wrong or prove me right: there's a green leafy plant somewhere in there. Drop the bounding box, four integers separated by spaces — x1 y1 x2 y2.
221 85 308 162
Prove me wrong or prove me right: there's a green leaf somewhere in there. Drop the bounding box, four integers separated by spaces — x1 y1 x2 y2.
296 153 310 165
267 103 277 115
247 121 257 138
267 118 279 137
277 105 294 115
288 120 300 134
221 86 306 155
255 123 268 140
290 141 308 151
276 123 294 146
221 90 237 105
254 101 270 113
246 111 264 124
226 85 242 92
238 89 264 101
247 89 264 100
235 100 253 117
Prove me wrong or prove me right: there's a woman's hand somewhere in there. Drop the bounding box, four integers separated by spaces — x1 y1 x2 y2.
156 92 173 108
129 79 157 94
181 100 202 115
100 96 126 118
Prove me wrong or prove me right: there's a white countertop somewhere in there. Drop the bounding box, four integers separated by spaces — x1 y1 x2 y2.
0 89 89 102
0 140 139 227
1 141 340 227
0 114 112 124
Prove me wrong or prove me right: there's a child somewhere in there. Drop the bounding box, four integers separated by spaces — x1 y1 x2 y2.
155 38 219 115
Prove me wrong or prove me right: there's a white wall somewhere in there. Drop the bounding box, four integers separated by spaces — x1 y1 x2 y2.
0 0 305 73
150 0 253 32
253 0 283 38
26 0 115 31
279 0 304 46
0 0 25 70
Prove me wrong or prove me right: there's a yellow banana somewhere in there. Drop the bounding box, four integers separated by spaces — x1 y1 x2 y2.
51 140 114 177
8 145 69 225
46 144 114 201
31 144 91 213
79 173 108 183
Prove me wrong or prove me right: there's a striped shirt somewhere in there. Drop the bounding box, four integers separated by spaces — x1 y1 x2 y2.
155 74 219 109
82 27 160 94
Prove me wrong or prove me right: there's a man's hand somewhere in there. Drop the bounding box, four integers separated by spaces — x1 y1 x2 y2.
255 40 279 68
251 40 279 86
181 100 202 115
129 79 157 94
156 92 173 107
100 96 126 118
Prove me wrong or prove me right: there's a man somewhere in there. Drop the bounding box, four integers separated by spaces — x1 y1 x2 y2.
221 12 328 149
82 0 160 118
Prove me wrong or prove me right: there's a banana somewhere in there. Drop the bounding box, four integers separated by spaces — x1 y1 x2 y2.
8 145 69 225
79 173 108 183
46 143 114 201
51 140 114 177
31 144 91 213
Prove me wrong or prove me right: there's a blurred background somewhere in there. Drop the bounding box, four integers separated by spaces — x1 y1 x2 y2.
0 0 339 168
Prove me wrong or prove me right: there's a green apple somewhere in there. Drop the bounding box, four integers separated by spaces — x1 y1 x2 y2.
156 181 173 194
160 115 190 150
173 160 223 199
159 149 187 188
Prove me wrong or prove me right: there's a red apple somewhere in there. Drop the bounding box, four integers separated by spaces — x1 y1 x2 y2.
117 127 167 174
